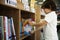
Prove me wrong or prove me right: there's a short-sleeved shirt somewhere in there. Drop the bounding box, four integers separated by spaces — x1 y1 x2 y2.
43 11 58 40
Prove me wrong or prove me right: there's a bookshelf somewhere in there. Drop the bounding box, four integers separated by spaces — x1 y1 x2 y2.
0 0 35 40
0 3 20 40
0 0 43 40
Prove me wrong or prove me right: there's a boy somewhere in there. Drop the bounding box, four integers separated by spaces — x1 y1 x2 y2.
28 0 58 40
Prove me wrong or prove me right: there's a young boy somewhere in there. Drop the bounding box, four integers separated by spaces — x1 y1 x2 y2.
28 0 58 40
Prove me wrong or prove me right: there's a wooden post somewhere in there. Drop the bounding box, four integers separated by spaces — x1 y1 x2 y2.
34 4 41 40
11 10 21 40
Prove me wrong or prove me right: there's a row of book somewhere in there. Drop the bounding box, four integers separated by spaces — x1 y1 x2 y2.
0 16 16 40
4 0 30 8
4 0 30 11
4 0 36 13
21 0 36 13
4 0 42 13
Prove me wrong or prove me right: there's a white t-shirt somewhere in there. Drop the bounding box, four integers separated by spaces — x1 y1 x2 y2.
43 11 58 40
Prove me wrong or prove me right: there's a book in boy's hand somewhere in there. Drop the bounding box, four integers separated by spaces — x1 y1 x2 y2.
24 24 32 35
23 20 29 26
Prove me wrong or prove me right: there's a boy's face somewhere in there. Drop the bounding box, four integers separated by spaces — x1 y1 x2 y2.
43 8 52 14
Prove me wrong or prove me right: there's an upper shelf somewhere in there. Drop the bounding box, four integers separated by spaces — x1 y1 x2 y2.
0 3 19 10
0 2 35 14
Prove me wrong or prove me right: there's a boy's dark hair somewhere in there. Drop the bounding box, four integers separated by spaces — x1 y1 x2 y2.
41 0 57 11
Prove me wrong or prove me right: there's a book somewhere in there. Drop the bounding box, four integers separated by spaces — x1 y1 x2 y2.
0 16 9 40
10 17 16 40
24 24 32 35
20 21 23 34
5 0 17 6
5 0 9 4
22 0 30 11
22 0 29 5
30 0 35 13
8 0 17 6
0 27 2 40
8 19 12 40
0 16 4 40
3 16 9 40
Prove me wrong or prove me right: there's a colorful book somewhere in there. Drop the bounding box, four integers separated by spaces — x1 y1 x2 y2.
4 17 16 40
0 16 16 40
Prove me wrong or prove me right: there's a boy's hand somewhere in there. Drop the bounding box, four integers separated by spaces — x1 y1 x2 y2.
23 20 29 26
28 20 33 26
23 19 36 26
28 20 36 26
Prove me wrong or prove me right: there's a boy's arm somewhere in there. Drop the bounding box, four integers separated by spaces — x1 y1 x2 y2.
29 19 48 27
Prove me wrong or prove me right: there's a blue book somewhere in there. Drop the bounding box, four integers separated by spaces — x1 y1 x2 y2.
10 17 16 40
8 0 17 6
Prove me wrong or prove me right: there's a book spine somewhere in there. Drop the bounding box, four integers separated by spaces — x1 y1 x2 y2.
11 17 16 40
0 27 2 40
8 19 12 40
3 16 8 40
0 16 4 40
2 16 4 40
5 0 8 4
10 17 16 40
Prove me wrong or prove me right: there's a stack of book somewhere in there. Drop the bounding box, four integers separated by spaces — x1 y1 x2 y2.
22 0 30 11
30 0 35 13
5 0 17 7
9 0 17 6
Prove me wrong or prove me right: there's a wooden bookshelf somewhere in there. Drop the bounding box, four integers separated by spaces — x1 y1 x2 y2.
0 0 35 40
0 5 20 40
0 0 42 40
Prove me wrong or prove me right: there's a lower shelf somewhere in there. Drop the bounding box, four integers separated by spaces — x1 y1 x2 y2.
20 31 35 40
21 34 29 40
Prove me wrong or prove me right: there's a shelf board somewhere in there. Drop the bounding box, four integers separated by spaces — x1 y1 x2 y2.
0 3 19 10
21 34 29 40
20 30 35 40
21 10 35 14
20 28 41 40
